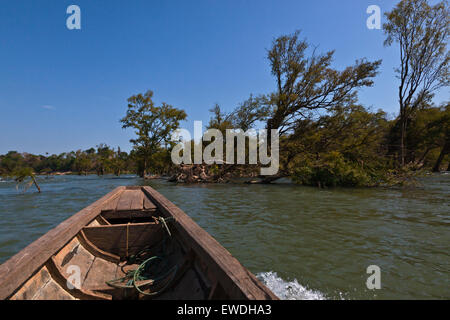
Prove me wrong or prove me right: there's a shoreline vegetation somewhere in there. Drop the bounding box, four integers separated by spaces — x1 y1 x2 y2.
1 0 449 191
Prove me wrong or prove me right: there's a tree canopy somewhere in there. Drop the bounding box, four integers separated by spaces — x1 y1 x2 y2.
383 0 449 165
120 90 187 177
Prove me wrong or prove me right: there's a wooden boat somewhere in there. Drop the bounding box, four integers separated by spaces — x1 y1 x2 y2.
0 186 277 300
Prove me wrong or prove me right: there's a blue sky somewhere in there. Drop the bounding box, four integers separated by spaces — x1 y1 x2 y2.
0 0 448 155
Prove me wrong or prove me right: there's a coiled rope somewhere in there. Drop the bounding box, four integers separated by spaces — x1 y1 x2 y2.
106 216 179 296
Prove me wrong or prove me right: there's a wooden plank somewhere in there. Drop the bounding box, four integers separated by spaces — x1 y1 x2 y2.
87 219 100 227
0 186 126 300
96 215 111 225
82 222 164 258
101 194 121 212
142 186 278 300
143 196 157 210
10 266 51 300
155 268 205 300
116 190 135 211
77 231 120 263
101 209 156 221
53 238 95 287
46 257 111 300
32 278 76 300
129 190 144 211
82 257 118 291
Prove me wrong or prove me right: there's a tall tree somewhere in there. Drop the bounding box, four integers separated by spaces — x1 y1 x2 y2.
265 30 382 135
255 30 381 182
120 90 187 177
383 0 449 165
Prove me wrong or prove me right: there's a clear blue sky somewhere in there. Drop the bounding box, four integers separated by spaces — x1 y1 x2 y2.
0 0 447 155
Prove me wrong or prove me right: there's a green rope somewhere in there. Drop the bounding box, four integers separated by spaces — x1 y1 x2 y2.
105 216 178 296
133 256 178 296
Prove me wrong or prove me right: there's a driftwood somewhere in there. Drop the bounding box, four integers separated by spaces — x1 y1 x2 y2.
169 164 231 183
168 162 267 184
168 164 287 185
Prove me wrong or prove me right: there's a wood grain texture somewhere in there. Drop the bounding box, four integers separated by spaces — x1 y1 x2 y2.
0 186 125 300
46 257 111 300
53 238 95 287
143 196 157 210
101 209 156 221
82 257 118 291
116 190 141 211
31 278 76 300
101 193 121 212
82 222 164 258
129 190 144 211
10 266 51 300
96 215 111 225
77 231 120 263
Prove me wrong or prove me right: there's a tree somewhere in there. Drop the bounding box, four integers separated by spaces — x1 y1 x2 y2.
120 90 187 177
110 147 127 176
207 96 269 133
265 30 382 135
431 103 450 171
399 103 448 168
207 104 234 133
94 143 114 175
289 105 391 187
383 0 449 166
10 167 41 193
73 150 91 175
247 30 382 183
230 95 270 131
0 151 24 174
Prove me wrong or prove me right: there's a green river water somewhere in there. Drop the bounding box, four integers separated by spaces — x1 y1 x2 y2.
0 174 448 299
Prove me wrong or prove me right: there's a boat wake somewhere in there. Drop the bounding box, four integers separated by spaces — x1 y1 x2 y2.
257 271 326 300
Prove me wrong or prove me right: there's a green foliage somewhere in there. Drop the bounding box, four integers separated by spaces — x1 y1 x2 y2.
292 152 375 187
0 145 136 177
194 22 449 186
288 102 450 187
383 0 449 165
286 105 392 187
120 90 187 176
265 30 382 134
207 95 270 133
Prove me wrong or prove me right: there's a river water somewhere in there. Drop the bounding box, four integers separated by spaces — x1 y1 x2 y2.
0 174 448 299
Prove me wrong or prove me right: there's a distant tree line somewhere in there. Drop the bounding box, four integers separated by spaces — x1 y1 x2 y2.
0 144 136 177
